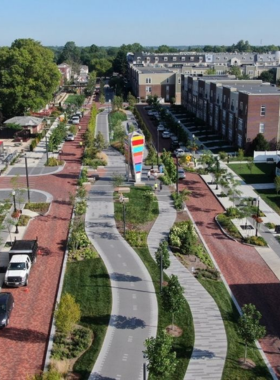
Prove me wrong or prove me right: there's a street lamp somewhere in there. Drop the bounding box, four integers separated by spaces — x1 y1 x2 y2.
143 353 147 380
45 135 49 163
177 120 181 138
119 194 129 238
12 190 17 212
176 154 179 195
12 191 19 234
255 196 260 237
24 154 31 203
157 128 160 167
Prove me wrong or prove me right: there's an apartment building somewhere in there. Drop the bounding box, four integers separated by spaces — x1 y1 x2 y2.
129 66 182 103
182 76 280 150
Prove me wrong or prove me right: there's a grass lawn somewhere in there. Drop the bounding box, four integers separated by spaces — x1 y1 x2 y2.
228 163 276 184
136 247 194 380
115 186 159 225
199 279 272 380
63 258 111 380
256 188 280 215
64 94 81 104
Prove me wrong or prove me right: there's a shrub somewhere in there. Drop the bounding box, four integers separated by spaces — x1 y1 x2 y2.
24 202 50 213
125 230 147 247
55 293 81 335
226 207 243 218
83 158 107 168
196 268 220 281
265 222 276 229
52 327 91 360
75 200 87 215
17 215 30 226
169 221 197 255
192 244 214 268
45 157 63 167
245 236 267 246
218 151 227 160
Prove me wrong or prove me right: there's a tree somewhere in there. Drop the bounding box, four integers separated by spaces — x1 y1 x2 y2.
57 41 80 65
99 95 105 104
155 240 170 270
144 331 177 379
90 58 112 77
94 131 107 152
259 69 275 84
55 293 81 335
0 39 61 119
112 96 123 111
238 303 266 363
161 274 184 328
229 66 242 78
85 71 97 96
251 133 269 151
274 176 280 194
127 92 136 107
206 67 216 75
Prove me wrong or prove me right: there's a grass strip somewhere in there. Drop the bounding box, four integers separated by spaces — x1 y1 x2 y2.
63 258 112 379
135 247 194 380
256 188 280 216
198 278 272 380
228 163 276 184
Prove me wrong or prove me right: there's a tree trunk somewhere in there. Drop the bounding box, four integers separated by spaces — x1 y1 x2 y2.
172 313 174 330
244 343 247 363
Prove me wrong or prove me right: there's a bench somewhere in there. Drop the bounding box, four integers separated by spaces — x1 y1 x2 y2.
266 158 274 162
114 187 130 193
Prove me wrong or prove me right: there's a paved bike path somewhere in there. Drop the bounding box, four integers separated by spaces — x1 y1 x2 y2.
147 186 227 380
86 113 158 380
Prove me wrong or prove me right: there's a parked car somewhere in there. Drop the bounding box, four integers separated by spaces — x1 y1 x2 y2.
71 118 80 125
178 168 186 179
174 148 185 157
162 131 171 138
0 293 14 328
157 124 165 131
65 133 75 141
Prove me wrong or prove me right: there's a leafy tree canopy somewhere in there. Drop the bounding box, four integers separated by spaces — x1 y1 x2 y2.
0 39 60 119
251 133 270 151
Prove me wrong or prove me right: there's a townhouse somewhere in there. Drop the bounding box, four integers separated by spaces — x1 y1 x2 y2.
182 76 280 150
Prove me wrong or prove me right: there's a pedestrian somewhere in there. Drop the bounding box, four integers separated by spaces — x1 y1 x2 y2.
147 170 151 180
79 125 81 131
79 141 83 148
154 183 158 192
159 182 163 191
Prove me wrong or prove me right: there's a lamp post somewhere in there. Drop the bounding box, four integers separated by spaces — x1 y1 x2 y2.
176 154 179 195
119 194 129 238
177 120 180 138
143 354 147 380
12 190 17 212
24 155 31 203
12 191 19 234
255 196 260 237
45 135 49 163
157 128 160 167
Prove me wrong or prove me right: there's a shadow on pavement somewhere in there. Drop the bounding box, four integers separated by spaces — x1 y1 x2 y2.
0 327 47 342
110 314 146 329
111 272 142 282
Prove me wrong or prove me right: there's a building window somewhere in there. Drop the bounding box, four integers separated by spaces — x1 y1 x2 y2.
238 118 243 131
223 110 226 121
181 57 185 61
146 86 152 93
173 57 177 61
146 78 152 84
190 57 194 61
166 78 169 84
178 78 181 84
259 123 265 133
237 134 243 147
260 105 266 116
164 57 168 61
240 102 243 111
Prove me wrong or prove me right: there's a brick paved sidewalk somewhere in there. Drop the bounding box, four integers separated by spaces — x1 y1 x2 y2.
0 115 90 380
182 173 280 379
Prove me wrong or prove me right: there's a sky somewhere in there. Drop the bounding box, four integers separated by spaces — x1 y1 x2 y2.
1 0 280 48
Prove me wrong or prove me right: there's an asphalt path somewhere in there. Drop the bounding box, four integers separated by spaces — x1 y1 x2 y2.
86 112 158 380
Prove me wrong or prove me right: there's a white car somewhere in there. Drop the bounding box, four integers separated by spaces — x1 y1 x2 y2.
178 168 186 179
174 148 185 157
157 124 165 131
65 133 74 141
162 131 170 138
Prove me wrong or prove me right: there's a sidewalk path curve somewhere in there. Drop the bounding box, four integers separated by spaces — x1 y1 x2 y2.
86 113 158 380
147 186 227 380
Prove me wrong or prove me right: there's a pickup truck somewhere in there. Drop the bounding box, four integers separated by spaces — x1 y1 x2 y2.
4 239 38 287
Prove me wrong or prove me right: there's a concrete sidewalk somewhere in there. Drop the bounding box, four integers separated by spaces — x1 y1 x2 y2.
87 111 158 380
147 185 227 380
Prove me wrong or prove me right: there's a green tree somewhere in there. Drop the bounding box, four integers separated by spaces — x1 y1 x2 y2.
90 58 112 77
99 95 105 104
0 39 60 118
274 176 280 194
85 71 97 96
112 96 123 111
144 331 177 379
238 303 266 363
259 69 275 84
155 240 170 270
162 274 185 328
246 157 254 174
229 66 242 78
127 92 136 107
57 41 80 65
206 67 216 75
251 133 270 151
94 131 107 152
55 293 81 335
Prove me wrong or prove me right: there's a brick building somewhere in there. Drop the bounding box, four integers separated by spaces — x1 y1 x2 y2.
182 76 280 150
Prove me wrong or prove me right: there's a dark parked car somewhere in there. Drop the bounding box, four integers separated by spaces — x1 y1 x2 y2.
0 292 14 328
